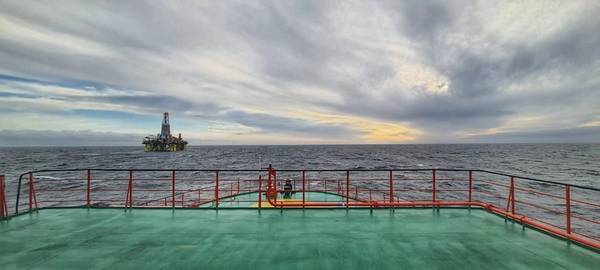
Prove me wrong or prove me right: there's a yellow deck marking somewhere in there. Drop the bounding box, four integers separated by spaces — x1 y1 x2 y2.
251 199 344 208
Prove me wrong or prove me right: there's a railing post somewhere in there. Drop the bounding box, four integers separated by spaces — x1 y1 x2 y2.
511 177 515 215
566 185 571 235
389 170 394 205
86 169 91 207
468 170 473 204
28 172 38 211
302 171 306 209
171 170 176 208
432 169 436 203
29 172 33 211
237 179 240 195
505 176 514 221
258 175 262 209
369 189 373 213
215 170 219 209
127 170 133 208
1 175 7 219
15 174 22 215
346 171 350 209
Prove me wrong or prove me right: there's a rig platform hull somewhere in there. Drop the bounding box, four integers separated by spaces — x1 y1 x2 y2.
142 112 188 152
143 141 186 152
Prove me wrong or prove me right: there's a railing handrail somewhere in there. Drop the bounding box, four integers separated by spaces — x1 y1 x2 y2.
15 167 599 216
13 167 600 214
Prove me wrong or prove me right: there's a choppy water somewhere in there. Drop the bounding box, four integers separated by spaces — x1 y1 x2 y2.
1 144 599 187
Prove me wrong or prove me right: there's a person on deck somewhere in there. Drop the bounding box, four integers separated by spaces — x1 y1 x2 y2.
283 180 293 199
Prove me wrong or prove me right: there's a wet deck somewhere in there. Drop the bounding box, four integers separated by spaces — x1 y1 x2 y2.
1 208 599 269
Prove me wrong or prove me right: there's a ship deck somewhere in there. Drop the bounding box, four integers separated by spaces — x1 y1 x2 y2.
1 208 599 269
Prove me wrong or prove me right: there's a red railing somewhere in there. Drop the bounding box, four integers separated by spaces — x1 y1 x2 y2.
9 167 600 250
0 175 8 220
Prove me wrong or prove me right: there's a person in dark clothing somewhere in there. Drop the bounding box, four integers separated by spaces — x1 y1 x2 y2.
283 180 293 199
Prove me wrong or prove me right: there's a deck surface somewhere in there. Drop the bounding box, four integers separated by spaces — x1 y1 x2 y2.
1 208 599 269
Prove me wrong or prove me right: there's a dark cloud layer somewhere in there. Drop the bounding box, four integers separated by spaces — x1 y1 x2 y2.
0 130 142 146
464 126 600 143
221 110 356 137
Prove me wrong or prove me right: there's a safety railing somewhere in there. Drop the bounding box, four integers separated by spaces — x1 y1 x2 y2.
9 166 600 250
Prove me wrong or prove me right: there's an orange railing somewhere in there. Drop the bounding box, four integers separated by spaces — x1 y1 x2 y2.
9 166 600 250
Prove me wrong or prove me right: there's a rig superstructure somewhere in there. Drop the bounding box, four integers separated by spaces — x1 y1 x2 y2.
142 112 187 152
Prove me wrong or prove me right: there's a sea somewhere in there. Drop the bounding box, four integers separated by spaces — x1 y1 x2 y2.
2 144 599 187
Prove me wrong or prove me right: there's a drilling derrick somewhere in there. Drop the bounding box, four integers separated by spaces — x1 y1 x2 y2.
142 112 188 152
160 112 171 139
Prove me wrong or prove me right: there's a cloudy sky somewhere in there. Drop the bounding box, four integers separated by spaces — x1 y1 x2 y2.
1 1 599 146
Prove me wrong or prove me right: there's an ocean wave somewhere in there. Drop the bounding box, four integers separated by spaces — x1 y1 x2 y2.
35 175 64 180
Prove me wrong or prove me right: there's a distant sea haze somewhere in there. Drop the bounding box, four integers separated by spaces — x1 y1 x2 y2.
1 143 599 187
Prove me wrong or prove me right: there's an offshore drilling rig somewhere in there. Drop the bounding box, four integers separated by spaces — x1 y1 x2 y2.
142 112 188 152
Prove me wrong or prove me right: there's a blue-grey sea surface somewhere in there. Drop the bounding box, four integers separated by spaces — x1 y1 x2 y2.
2 144 598 186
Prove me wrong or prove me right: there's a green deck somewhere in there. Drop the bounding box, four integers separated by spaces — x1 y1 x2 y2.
1 208 599 269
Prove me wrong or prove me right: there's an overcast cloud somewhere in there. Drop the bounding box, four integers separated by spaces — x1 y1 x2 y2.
0 0 599 146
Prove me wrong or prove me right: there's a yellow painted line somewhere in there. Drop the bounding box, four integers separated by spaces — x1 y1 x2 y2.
251 199 302 208
250 199 344 208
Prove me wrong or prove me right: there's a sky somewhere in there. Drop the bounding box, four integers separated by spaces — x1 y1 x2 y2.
0 0 599 146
